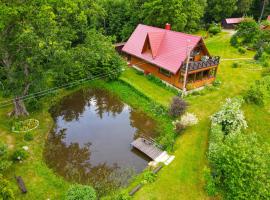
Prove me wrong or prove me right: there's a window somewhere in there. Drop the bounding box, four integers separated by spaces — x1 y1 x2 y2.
159 68 171 77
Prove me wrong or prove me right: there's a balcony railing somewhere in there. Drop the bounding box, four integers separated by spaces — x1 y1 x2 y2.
181 56 220 72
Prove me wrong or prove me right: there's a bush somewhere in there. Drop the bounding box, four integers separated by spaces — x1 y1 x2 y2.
142 170 157 184
12 149 28 161
212 80 222 87
0 175 15 200
232 62 239 68
26 98 42 112
244 86 264 105
113 191 131 200
146 74 180 95
173 121 185 134
238 47 246 54
203 167 218 196
259 52 270 67
65 184 96 200
179 113 198 127
211 98 247 135
24 132 34 141
261 68 270 77
0 143 12 173
169 97 187 117
135 70 144 76
208 24 221 35
231 18 261 47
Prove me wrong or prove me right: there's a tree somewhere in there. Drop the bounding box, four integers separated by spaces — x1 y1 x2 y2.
258 0 269 22
230 18 261 47
99 0 147 41
205 0 238 22
208 131 270 199
141 0 206 32
237 0 254 15
0 0 123 117
211 98 247 135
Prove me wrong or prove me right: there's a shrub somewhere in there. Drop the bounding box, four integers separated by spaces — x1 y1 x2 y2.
0 143 12 173
26 98 42 112
146 74 179 95
261 68 270 77
65 184 96 200
173 121 185 134
169 96 187 117
142 170 157 184
203 167 218 196
24 132 34 141
180 113 198 127
238 47 246 54
12 149 28 161
211 98 247 135
135 70 144 76
232 62 239 68
244 86 264 105
208 24 221 35
259 52 270 67
231 18 261 47
113 191 131 200
230 35 239 47
212 80 222 87
0 175 15 200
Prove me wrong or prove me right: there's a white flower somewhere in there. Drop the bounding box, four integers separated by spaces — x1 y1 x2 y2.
22 146 29 151
180 113 199 127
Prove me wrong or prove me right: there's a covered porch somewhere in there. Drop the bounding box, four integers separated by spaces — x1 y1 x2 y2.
179 56 220 90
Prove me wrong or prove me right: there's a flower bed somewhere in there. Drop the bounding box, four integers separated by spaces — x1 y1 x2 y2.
12 119 39 133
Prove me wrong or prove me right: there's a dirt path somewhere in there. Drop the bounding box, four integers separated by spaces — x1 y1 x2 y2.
221 58 253 61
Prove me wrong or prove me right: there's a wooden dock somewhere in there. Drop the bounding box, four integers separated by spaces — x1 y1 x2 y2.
131 137 163 160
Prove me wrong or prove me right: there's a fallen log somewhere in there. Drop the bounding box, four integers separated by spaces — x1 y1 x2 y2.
129 184 142 196
15 176 27 193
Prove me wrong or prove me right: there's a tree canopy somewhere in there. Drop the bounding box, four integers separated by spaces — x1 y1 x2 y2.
0 0 124 116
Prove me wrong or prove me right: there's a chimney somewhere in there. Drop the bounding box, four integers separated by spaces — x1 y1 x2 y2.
165 23 171 30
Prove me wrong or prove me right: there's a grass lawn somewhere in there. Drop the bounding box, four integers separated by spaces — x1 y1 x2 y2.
119 32 267 200
0 31 268 199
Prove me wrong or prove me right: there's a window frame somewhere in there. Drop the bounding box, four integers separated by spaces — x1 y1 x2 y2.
159 68 171 77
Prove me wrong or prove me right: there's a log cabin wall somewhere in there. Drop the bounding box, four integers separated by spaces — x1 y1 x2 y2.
130 56 183 89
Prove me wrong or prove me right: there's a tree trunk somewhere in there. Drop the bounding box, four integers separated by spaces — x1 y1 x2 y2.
259 0 268 22
9 63 31 117
9 97 29 117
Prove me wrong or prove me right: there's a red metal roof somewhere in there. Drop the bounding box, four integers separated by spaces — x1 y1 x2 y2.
267 15 270 21
122 24 202 74
225 18 244 24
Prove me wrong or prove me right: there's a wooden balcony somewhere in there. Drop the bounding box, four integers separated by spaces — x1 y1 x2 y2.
181 56 220 73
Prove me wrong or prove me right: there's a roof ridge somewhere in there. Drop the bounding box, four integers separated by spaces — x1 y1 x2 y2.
138 24 202 39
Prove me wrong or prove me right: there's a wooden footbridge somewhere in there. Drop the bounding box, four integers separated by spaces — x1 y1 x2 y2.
131 137 164 160
131 136 175 165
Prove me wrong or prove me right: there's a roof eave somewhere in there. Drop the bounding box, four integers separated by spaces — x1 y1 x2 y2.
122 50 180 75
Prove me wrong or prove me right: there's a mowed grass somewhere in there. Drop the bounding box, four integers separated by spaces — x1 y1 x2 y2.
0 31 268 200
120 32 266 200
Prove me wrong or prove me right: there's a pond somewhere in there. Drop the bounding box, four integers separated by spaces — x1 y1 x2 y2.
44 88 158 195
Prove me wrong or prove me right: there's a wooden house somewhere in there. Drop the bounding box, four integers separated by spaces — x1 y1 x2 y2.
222 18 244 29
121 24 220 91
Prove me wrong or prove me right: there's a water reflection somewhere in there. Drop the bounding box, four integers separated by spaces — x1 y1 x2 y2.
44 88 157 195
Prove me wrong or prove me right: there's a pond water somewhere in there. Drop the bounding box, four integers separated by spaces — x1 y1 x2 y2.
44 88 158 194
